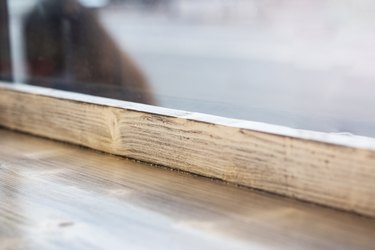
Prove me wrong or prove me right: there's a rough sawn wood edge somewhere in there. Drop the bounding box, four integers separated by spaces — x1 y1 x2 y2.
1 82 375 217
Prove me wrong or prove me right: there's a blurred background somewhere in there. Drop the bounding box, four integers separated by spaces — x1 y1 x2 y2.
2 0 375 137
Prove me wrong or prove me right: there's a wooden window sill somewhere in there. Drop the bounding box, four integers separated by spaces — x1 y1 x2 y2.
1 128 375 249
1 82 375 217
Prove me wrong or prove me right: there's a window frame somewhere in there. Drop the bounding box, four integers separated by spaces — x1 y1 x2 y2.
1 1 375 218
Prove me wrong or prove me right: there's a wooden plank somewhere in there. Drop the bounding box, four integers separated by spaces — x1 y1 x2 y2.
1 82 375 217
1 128 375 249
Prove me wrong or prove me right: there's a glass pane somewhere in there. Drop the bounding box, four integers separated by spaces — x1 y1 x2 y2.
4 0 375 137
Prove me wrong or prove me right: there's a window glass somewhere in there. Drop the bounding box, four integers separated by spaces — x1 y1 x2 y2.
4 0 375 137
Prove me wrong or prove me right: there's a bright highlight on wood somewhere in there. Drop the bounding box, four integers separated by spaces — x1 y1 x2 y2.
1 82 375 217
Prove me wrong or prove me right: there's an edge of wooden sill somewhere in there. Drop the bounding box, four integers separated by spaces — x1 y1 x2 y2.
1 82 375 218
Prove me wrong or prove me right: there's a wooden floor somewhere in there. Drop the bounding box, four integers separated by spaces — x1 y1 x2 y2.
1 128 375 249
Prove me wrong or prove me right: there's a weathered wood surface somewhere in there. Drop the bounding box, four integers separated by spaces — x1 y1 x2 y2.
1 128 375 249
1 83 375 217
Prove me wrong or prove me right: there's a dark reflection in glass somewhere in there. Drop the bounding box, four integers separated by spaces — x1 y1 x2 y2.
4 0 375 137
23 0 155 104
0 0 12 81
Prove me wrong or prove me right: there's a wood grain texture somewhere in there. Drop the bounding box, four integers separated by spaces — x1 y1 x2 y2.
1 83 375 217
1 128 375 249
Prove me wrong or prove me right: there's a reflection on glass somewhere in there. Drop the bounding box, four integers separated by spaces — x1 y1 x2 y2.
0 0 12 81
4 0 375 137
23 0 155 104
